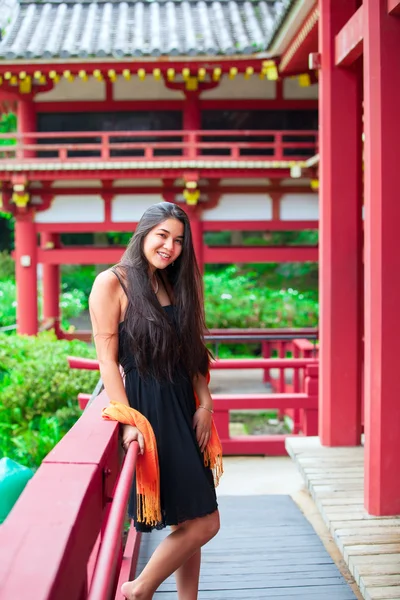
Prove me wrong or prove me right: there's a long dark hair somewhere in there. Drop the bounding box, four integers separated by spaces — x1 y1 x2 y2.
117 202 210 381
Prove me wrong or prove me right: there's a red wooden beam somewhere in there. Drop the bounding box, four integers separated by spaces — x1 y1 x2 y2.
35 99 319 113
34 185 315 197
222 435 290 455
35 220 319 235
204 246 318 263
203 220 318 232
388 0 400 15
38 245 318 265
213 393 316 410
335 5 364 67
0 168 308 182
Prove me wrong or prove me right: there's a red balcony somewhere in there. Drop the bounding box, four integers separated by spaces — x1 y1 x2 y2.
0 129 318 164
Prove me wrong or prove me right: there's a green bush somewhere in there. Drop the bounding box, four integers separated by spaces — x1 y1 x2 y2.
0 251 15 281
0 280 87 329
204 266 318 330
0 280 17 327
61 265 98 307
0 332 98 468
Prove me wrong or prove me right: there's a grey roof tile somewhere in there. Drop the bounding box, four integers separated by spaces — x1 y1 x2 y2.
0 0 290 60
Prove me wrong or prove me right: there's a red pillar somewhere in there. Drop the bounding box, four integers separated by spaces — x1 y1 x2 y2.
17 100 36 157
186 206 204 273
363 0 400 515
184 92 200 159
15 212 38 335
318 0 363 445
41 232 61 337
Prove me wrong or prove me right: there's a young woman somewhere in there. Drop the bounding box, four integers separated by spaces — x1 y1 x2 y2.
89 202 221 600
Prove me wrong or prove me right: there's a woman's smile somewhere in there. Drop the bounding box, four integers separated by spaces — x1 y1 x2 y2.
144 217 184 270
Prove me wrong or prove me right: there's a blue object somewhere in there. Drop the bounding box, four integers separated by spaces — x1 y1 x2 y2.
0 457 33 523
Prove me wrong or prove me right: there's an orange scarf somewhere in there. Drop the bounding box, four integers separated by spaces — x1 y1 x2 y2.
102 389 223 527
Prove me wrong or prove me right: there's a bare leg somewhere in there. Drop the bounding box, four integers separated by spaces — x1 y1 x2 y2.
171 524 201 600
121 511 219 600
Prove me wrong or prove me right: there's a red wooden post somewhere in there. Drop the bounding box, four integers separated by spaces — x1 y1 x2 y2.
318 0 363 446
184 91 200 159
101 133 109 159
213 409 230 442
185 206 204 274
15 211 38 335
363 0 400 515
274 132 283 160
292 343 301 434
262 341 271 384
303 364 319 436
41 232 61 337
17 99 36 158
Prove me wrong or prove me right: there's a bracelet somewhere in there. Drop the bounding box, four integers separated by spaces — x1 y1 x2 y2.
198 405 214 414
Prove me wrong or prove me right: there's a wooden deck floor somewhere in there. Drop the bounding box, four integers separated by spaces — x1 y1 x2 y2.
286 437 400 600
135 495 357 599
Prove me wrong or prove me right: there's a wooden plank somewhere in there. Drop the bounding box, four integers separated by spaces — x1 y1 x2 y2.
286 437 400 600
135 496 356 598
344 545 400 559
363 585 400 600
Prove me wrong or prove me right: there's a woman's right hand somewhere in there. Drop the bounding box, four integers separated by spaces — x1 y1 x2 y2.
121 424 145 455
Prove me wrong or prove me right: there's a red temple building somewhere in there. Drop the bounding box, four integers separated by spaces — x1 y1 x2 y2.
1 0 399 522
1 2 400 598
0 0 320 337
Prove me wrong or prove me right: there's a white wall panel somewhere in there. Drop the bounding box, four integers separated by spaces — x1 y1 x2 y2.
51 179 102 188
283 78 318 99
203 194 272 221
113 77 184 100
35 77 106 102
202 77 276 100
280 194 319 220
112 195 164 222
112 179 163 187
34 195 104 222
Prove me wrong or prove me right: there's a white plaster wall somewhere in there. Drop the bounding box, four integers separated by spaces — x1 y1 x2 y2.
112 195 164 222
34 195 104 223
280 194 319 220
202 77 276 100
283 78 318 100
35 77 106 102
203 194 272 221
114 77 184 100
51 179 102 188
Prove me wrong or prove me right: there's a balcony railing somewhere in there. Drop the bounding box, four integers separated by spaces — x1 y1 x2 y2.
0 130 318 164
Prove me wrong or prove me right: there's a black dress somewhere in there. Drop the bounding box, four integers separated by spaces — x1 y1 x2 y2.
118 305 218 533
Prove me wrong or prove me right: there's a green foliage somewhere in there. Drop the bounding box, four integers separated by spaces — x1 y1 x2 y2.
0 280 17 327
204 266 318 329
61 265 97 306
0 332 98 468
0 251 15 281
0 215 15 252
0 279 87 329
0 112 16 141
59 288 87 320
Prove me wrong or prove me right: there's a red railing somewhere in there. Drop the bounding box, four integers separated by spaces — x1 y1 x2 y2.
0 391 141 600
0 129 318 163
68 352 319 455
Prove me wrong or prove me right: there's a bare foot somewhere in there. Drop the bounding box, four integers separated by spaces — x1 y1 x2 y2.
121 580 152 600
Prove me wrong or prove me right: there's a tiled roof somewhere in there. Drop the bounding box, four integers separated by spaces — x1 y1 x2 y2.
0 0 292 60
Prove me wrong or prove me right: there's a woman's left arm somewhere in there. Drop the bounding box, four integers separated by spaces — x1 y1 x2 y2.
193 373 213 452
